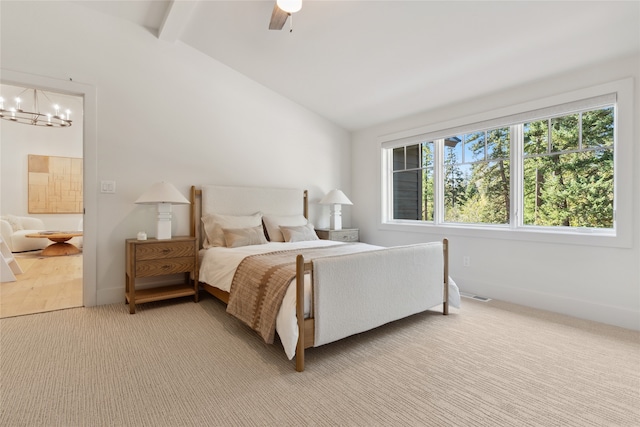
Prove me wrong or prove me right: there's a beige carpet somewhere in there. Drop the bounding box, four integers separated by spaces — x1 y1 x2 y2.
0 295 638 426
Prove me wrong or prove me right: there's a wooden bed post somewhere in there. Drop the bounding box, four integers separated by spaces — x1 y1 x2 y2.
303 190 308 219
295 254 305 372
190 186 196 238
443 238 449 315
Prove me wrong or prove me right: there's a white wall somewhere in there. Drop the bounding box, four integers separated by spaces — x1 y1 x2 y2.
1 83 84 231
352 54 640 330
1 2 351 304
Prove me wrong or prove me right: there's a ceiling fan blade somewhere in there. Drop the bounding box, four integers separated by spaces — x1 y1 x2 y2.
269 3 288 30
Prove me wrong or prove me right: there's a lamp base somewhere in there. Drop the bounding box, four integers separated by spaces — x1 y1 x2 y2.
329 204 342 230
156 203 173 240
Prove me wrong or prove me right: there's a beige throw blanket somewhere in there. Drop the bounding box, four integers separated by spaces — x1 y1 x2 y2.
227 244 367 344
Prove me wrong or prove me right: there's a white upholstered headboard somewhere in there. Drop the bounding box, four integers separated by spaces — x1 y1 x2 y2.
190 185 308 247
201 185 305 217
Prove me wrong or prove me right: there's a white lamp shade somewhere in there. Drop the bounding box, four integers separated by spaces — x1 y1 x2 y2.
134 182 189 205
277 0 302 13
320 189 353 206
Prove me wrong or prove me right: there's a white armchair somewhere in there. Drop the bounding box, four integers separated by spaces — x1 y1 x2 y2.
0 215 50 252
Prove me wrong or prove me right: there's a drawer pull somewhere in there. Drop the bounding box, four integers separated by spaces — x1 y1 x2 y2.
162 264 171 270
162 249 171 254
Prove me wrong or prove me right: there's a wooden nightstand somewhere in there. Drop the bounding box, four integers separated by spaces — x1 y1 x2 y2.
315 228 359 242
125 236 198 314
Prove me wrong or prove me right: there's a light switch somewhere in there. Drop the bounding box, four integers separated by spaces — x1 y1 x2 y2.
101 180 116 193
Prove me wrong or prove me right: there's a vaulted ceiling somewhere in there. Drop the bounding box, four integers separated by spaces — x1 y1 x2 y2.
81 0 639 131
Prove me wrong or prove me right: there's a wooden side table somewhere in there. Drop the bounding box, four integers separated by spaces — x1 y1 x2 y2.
25 232 83 256
315 228 359 242
125 236 198 314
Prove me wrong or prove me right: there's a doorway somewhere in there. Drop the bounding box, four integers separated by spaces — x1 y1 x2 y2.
0 83 83 317
0 70 97 315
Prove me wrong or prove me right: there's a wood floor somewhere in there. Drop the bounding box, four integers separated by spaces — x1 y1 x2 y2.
0 251 82 318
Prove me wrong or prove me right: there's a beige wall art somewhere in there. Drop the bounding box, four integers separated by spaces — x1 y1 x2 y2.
28 154 83 214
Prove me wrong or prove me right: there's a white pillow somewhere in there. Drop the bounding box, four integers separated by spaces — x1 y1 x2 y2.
262 214 308 242
201 212 262 248
223 225 268 248
281 224 319 243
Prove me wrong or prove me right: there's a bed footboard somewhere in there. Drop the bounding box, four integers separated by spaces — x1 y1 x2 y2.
294 239 449 372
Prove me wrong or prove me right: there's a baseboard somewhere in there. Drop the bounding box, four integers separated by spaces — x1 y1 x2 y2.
97 286 126 306
460 280 640 331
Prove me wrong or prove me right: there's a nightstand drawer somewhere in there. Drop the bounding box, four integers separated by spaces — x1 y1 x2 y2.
135 256 195 277
135 241 195 260
330 230 358 242
316 228 359 242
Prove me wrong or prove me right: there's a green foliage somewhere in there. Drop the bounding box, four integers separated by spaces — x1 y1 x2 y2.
446 107 613 228
421 143 435 221
443 147 467 219
522 108 614 228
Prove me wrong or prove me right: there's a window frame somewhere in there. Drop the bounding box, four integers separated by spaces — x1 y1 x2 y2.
379 79 633 248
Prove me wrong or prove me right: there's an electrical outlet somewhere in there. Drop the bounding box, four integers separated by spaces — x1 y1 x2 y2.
463 256 470 267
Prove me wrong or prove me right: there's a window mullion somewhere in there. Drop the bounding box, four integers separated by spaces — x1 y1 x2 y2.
511 124 524 229
434 138 444 225
381 149 391 223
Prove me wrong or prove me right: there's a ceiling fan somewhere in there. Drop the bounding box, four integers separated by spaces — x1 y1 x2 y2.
269 0 302 32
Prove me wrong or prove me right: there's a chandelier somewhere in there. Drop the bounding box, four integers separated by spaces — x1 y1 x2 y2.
0 88 72 127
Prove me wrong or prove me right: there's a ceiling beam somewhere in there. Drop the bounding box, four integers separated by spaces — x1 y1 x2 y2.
269 3 288 30
158 0 198 43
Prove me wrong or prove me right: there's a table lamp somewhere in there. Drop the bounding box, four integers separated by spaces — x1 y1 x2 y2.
320 189 353 230
134 182 189 240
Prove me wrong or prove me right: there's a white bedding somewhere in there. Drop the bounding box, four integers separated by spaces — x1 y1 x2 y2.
199 240 460 360
199 240 374 293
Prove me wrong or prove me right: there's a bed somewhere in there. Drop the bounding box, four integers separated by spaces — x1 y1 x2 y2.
190 185 460 371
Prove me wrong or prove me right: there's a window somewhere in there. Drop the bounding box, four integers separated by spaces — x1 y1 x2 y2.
443 129 511 225
381 86 625 243
392 142 434 221
522 108 614 228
